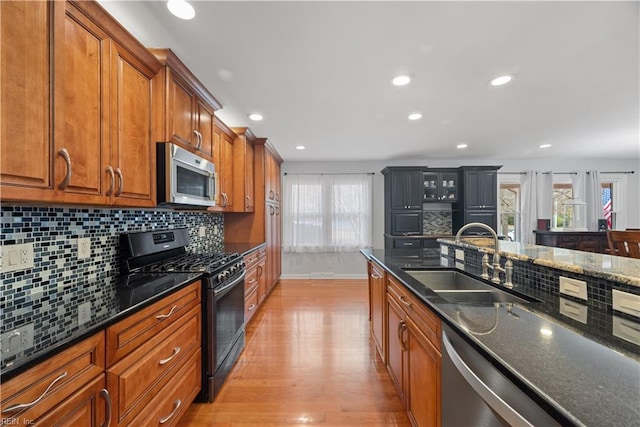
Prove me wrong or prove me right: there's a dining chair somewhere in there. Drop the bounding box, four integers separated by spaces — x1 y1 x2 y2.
607 230 640 258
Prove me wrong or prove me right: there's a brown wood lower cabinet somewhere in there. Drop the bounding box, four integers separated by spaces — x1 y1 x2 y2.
384 275 442 427
0 332 107 426
368 260 386 363
243 246 267 324
1 281 202 426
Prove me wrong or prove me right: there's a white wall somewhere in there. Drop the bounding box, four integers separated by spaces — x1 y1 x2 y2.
281 157 639 278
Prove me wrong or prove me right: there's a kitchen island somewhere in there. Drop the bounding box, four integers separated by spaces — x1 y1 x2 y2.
362 246 640 427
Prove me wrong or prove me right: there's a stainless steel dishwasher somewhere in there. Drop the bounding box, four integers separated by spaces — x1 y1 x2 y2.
441 324 562 427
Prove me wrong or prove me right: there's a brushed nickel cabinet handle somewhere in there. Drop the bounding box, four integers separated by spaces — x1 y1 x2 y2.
399 295 412 308
57 148 72 190
159 346 181 365
159 400 181 424
105 166 115 196
246 195 250 208
3 371 68 413
269 190 275 200
248 303 257 311
269 206 275 215
248 278 257 284
371 271 382 279
115 168 124 196
99 388 112 427
191 129 198 148
257 265 263 276
156 305 177 320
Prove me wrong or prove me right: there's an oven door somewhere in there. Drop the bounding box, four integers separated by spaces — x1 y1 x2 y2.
158 142 216 207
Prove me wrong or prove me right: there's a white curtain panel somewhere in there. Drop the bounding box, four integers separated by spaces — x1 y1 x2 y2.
519 171 538 244
571 171 602 231
282 173 373 253
585 170 602 231
537 172 554 220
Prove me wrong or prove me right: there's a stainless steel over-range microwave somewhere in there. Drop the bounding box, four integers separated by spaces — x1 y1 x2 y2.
157 142 216 208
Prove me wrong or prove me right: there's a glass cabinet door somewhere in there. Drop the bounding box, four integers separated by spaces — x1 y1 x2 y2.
423 172 439 201
440 172 458 201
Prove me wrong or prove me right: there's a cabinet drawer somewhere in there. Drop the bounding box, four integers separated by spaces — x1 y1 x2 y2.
129 348 201 427
107 305 200 425
393 239 421 248
106 281 201 365
245 286 259 324
1 332 105 423
387 276 441 352
245 266 258 295
35 374 107 427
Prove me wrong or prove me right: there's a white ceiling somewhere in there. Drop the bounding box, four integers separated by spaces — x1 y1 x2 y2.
99 1 639 163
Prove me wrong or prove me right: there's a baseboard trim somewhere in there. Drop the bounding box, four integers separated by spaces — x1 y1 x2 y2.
280 273 368 280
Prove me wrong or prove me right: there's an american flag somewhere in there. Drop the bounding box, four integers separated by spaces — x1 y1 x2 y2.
602 187 613 228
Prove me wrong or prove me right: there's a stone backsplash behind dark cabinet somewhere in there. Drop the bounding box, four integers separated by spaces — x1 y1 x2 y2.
0 205 223 360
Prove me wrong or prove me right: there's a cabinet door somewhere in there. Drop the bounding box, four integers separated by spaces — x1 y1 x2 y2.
245 141 255 210
422 172 439 202
53 2 110 203
109 42 156 207
257 257 267 304
440 171 458 202
0 0 52 196
196 98 215 160
36 375 108 427
465 210 498 233
167 70 196 150
391 172 422 209
391 211 422 235
220 132 234 209
406 317 441 427
386 293 407 404
369 262 385 362
465 170 497 209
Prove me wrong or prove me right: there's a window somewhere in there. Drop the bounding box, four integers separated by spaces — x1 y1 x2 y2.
499 184 520 241
552 183 573 228
282 174 373 252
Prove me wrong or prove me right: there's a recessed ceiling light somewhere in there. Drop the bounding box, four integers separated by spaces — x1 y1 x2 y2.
489 74 513 87
456 143 468 149
167 0 195 20
248 113 263 121
295 145 306 150
539 144 552 149
408 113 422 120
392 75 412 86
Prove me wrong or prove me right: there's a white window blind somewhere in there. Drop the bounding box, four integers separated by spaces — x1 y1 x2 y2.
282 173 373 253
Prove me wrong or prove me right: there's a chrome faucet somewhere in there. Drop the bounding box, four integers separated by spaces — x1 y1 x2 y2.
455 222 513 288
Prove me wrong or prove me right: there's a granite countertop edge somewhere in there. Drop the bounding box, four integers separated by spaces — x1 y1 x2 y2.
436 238 640 287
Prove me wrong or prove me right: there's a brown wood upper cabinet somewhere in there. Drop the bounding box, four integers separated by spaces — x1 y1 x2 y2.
211 118 235 210
231 127 257 212
1 0 162 207
150 48 222 163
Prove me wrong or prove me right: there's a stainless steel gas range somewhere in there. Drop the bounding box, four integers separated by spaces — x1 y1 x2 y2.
120 228 245 402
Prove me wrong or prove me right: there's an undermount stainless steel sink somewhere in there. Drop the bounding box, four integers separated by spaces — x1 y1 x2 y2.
403 270 536 304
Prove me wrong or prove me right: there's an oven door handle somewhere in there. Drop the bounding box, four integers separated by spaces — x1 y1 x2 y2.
214 270 246 297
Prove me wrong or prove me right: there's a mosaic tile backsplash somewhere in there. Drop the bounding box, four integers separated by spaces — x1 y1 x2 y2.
0 205 223 368
423 210 452 234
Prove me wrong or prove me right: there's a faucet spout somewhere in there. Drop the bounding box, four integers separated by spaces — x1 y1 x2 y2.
455 222 504 284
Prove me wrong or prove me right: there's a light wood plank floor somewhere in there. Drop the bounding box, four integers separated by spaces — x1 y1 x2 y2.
178 279 411 427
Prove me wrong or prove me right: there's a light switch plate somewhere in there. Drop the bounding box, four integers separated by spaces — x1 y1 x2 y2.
559 276 588 301
199 226 207 237
78 302 92 325
612 290 640 318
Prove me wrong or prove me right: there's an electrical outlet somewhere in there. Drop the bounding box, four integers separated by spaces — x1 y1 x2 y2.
77 238 91 259
213 225 219 234
1 243 34 273
78 302 92 325
199 226 207 237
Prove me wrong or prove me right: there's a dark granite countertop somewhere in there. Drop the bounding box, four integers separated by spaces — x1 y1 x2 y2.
361 248 640 427
223 241 266 257
1 271 201 381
